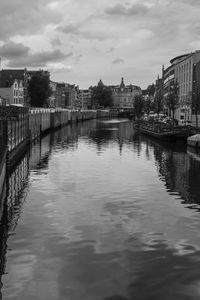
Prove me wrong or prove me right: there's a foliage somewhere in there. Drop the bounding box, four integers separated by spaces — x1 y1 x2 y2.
91 85 113 108
28 74 52 107
154 90 163 116
144 96 155 115
166 80 179 123
146 84 155 96
192 84 200 128
134 95 144 120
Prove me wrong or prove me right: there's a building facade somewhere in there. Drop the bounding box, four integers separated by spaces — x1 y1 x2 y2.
173 53 199 124
162 51 200 125
49 81 57 107
0 79 24 105
54 82 79 108
0 69 26 105
109 78 142 109
78 89 92 109
163 64 175 116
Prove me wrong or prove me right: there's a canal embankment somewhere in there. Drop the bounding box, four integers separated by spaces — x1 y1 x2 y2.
0 107 110 169
0 107 110 217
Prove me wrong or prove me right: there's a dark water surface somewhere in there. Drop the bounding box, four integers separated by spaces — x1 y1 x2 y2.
1 119 200 299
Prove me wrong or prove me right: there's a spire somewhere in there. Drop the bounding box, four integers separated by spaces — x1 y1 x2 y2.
120 77 125 88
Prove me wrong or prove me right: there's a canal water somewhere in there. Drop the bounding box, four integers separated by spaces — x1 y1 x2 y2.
1 119 200 299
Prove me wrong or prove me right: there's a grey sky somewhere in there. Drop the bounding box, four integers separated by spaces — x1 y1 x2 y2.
0 0 200 88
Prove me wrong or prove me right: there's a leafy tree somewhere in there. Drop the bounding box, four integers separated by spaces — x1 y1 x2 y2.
133 95 144 120
192 62 200 128
144 96 154 115
154 91 163 116
166 80 179 125
192 85 200 128
28 73 52 107
142 84 155 115
147 84 155 96
91 85 113 108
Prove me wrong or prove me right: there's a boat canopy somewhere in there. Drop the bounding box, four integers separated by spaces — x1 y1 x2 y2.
187 134 200 141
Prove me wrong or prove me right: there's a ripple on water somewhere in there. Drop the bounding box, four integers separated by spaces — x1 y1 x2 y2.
2 120 200 299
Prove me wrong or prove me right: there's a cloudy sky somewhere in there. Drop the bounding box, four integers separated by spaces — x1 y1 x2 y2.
0 0 200 88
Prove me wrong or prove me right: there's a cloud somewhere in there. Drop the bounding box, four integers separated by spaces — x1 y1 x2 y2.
49 65 73 73
112 58 124 64
51 37 62 48
58 23 81 35
74 54 83 62
0 41 29 59
0 41 72 68
58 21 110 41
0 0 63 40
1 0 200 89
105 3 149 16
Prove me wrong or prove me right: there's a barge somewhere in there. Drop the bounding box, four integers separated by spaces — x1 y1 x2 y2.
187 134 200 148
137 121 191 142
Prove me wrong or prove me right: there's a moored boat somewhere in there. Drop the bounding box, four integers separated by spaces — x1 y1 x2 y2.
187 134 200 148
138 121 191 142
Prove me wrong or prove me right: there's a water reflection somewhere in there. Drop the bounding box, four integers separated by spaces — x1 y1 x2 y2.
2 120 200 299
0 152 30 299
142 137 200 208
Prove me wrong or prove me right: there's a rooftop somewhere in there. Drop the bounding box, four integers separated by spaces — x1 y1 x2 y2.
0 69 25 87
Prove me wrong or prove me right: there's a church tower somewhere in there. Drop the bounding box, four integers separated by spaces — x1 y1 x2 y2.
120 77 125 89
120 77 125 92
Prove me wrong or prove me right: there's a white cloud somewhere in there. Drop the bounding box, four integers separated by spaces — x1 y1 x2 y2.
1 0 200 88
0 41 72 68
105 3 150 16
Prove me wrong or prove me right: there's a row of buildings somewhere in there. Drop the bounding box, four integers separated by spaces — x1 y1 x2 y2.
51 77 142 110
0 68 142 110
0 68 93 109
49 81 92 109
154 50 200 125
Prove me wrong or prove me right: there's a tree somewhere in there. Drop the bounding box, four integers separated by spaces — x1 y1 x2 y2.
133 95 144 120
144 96 151 115
28 73 52 107
166 80 179 125
91 85 113 108
154 91 163 116
193 62 200 128
144 96 155 115
147 84 155 96
192 85 200 128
